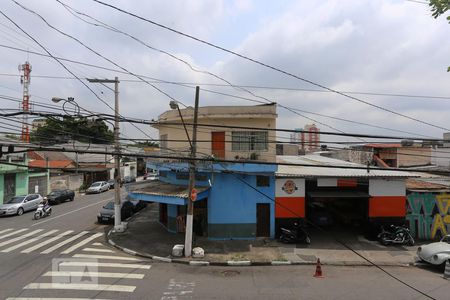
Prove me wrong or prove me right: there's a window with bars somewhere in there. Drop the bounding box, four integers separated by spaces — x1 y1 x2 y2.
231 131 268 151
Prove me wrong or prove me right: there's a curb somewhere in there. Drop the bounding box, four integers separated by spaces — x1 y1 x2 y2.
105 228 414 268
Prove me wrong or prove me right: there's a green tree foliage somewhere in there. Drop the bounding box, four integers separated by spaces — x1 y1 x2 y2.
31 117 114 145
429 0 450 71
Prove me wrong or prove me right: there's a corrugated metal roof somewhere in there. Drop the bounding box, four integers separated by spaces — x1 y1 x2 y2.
128 180 209 199
276 155 417 178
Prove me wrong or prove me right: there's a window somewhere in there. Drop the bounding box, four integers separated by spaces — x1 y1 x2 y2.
256 175 270 187
231 131 268 151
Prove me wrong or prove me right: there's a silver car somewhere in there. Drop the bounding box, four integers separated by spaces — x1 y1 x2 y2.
0 194 43 216
86 181 110 194
417 235 450 265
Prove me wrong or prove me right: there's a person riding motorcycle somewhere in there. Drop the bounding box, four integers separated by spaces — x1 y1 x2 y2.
41 197 50 212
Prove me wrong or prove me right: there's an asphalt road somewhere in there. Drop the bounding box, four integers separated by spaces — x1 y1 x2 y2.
1 189 449 300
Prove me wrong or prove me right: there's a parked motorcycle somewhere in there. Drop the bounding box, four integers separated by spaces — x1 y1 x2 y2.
279 222 311 244
33 203 52 220
378 224 414 246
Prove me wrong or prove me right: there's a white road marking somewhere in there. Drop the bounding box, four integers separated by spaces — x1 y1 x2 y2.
6 297 108 300
41 231 88 254
59 261 151 269
92 242 103 246
31 198 112 227
22 230 74 253
1 229 59 253
0 228 28 240
43 271 145 279
72 253 140 261
161 279 196 300
0 228 14 235
82 247 114 253
24 282 136 292
0 229 43 248
61 233 103 254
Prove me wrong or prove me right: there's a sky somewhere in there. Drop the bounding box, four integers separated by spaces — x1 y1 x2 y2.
0 0 449 146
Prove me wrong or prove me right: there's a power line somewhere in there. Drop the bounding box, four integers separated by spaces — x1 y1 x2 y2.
91 0 449 133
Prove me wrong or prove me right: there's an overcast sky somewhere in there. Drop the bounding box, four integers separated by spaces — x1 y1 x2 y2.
0 0 449 145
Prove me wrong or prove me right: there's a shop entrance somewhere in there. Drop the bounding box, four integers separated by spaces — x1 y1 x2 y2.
193 198 208 237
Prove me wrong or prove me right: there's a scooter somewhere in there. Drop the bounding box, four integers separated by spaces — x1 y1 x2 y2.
378 224 414 246
33 203 52 220
279 222 311 244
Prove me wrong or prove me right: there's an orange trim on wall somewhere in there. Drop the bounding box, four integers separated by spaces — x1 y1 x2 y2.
368 196 406 217
337 179 358 187
275 197 305 218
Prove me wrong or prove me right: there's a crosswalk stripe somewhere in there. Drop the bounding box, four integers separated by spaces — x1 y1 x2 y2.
59 261 151 269
0 228 14 235
22 230 74 253
92 242 103 246
0 228 28 241
72 254 141 261
82 247 114 253
43 271 145 279
6 297 108 300
1 230 59 253
61 233 103 254
0 229 43 248
41 231 88 254
24 282 136 292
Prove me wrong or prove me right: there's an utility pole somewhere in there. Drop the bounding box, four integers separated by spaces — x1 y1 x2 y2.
87 77 122 231
185 86 200 257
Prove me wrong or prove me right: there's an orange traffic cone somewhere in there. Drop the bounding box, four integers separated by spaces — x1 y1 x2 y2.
313 258 324 278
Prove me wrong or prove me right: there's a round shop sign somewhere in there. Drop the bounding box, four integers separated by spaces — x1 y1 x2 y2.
282 180 298 194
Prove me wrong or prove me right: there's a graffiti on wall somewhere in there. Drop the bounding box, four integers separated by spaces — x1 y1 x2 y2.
406 193 450 240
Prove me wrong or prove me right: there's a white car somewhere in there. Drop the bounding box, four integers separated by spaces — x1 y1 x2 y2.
86 181 110 194
417 235 450 265
0 194 43 216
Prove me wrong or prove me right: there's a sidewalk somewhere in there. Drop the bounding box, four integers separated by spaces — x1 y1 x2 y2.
108 204 418 266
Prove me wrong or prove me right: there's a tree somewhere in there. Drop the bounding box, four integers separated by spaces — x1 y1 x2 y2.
429 0 450 71
31 116 114 145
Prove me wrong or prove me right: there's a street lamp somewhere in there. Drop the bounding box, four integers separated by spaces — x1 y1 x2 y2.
51 96 80 116
169 88 200 257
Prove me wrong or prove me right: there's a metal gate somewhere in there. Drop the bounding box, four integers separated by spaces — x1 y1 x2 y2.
3 173 16 203
28 176 48 196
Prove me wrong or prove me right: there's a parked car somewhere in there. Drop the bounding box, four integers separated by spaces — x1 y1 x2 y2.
47 189 75 204
308 202 333 227
123 176 136 183
97 200 135 223
0 194 43 216
107 179 115 189
417 235 450 265
86 181 110 194
144 173 158 181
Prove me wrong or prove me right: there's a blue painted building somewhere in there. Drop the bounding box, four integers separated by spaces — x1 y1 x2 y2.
128 103 278 239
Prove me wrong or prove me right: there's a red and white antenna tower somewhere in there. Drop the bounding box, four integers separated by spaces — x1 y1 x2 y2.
19 61 32 143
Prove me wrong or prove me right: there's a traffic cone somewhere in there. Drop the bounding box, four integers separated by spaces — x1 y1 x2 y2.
313 258 324 278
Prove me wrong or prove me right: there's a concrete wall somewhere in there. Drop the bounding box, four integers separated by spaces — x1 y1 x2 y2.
431 147 450 167
167 204 178 233
50 174 84 191
397 147 431 167
208 173 275 239
368 179 406 218
407 192 450 240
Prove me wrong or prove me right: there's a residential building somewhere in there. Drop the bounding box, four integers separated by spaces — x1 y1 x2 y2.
129 103 278 239
31 118 47 131
289 124 320 153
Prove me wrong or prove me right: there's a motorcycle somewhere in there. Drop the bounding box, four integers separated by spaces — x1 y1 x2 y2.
279 222 311 244
33 203 52 220
378 224 414 246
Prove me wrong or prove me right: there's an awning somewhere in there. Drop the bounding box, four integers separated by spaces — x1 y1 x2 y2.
307 191 369 198
127 180 210 205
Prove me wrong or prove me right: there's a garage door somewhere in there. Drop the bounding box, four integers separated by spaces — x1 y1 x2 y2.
28 176 48 196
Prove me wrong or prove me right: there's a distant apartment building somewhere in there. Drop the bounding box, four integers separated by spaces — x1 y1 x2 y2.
31 118 47 131
289 124 320 153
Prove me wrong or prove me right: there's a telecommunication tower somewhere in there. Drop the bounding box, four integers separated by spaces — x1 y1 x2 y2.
19 61 32 143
